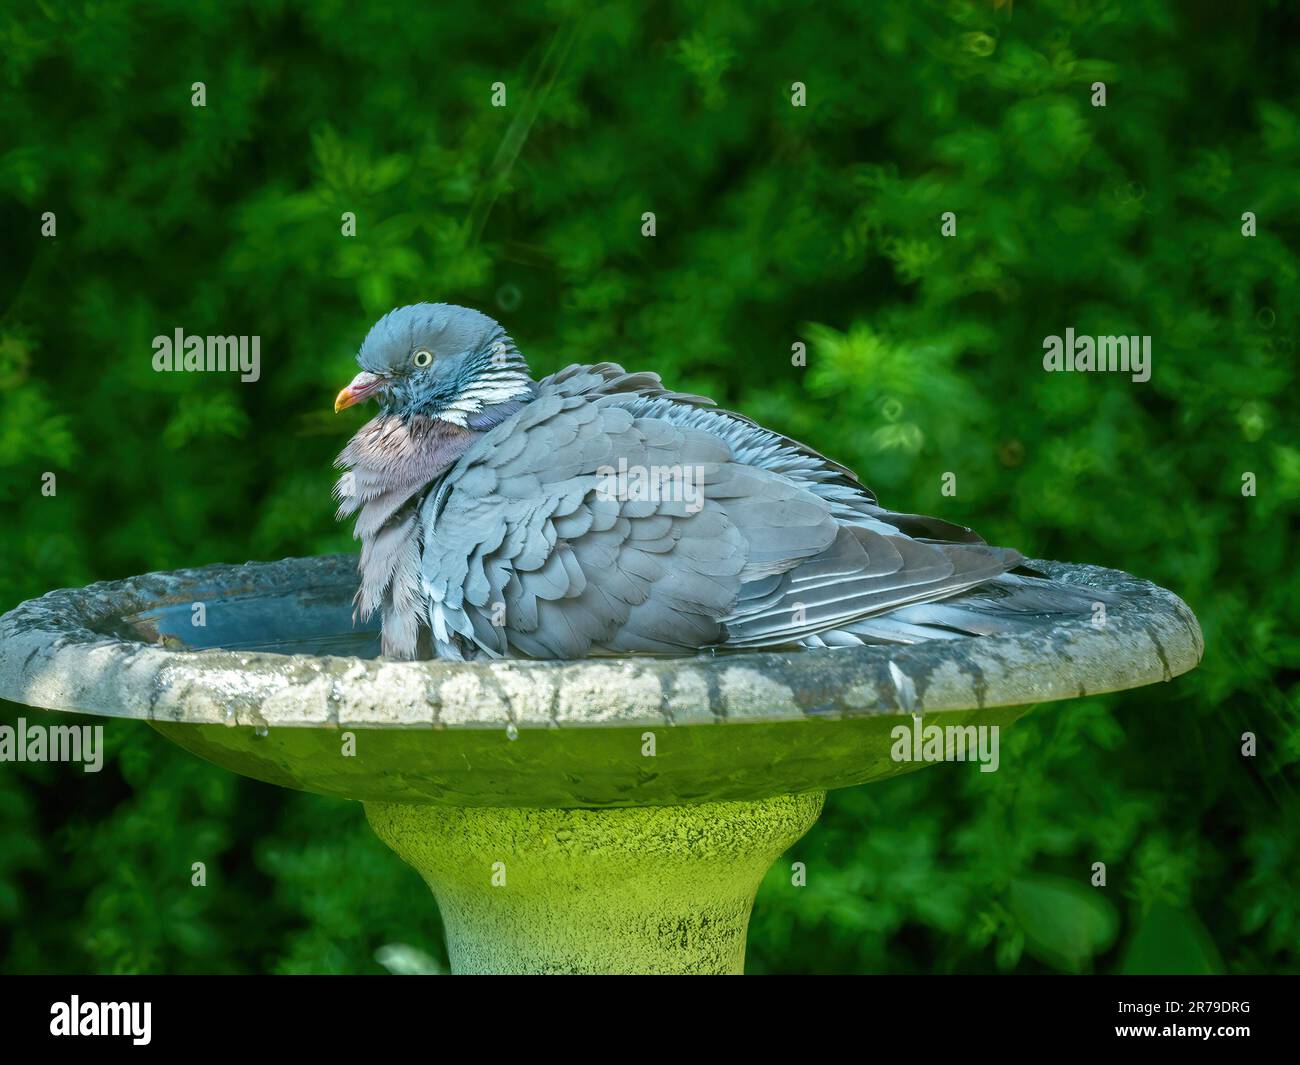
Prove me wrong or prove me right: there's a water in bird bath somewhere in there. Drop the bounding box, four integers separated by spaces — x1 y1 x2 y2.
120 583 382 658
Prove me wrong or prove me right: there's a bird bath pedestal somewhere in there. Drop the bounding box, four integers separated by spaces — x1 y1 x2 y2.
0 556 1201 974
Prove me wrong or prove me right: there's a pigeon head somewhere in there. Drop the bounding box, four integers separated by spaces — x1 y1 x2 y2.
333 303 533 427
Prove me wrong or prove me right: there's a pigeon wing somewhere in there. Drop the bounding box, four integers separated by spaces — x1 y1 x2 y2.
419 364 1021 658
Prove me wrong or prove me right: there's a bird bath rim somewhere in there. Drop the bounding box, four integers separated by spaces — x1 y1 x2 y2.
0 554 1202 732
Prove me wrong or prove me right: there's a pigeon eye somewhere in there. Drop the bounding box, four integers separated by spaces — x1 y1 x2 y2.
412 349 433 368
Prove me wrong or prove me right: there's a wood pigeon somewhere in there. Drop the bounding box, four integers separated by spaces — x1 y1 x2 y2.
334 303 1101 661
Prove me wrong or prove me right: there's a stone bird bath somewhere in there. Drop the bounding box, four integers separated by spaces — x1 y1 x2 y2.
0 555 1201 974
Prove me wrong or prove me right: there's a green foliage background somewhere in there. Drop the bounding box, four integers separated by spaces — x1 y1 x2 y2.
1 0 1297 974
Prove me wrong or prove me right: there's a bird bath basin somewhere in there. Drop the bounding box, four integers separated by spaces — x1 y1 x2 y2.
0 554 1202 974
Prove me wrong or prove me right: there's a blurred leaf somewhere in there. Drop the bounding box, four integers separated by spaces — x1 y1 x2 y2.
1118 903 1222 975
1009 874 1119 974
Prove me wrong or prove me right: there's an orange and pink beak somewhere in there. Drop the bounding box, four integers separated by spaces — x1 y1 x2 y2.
333 371 385 413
